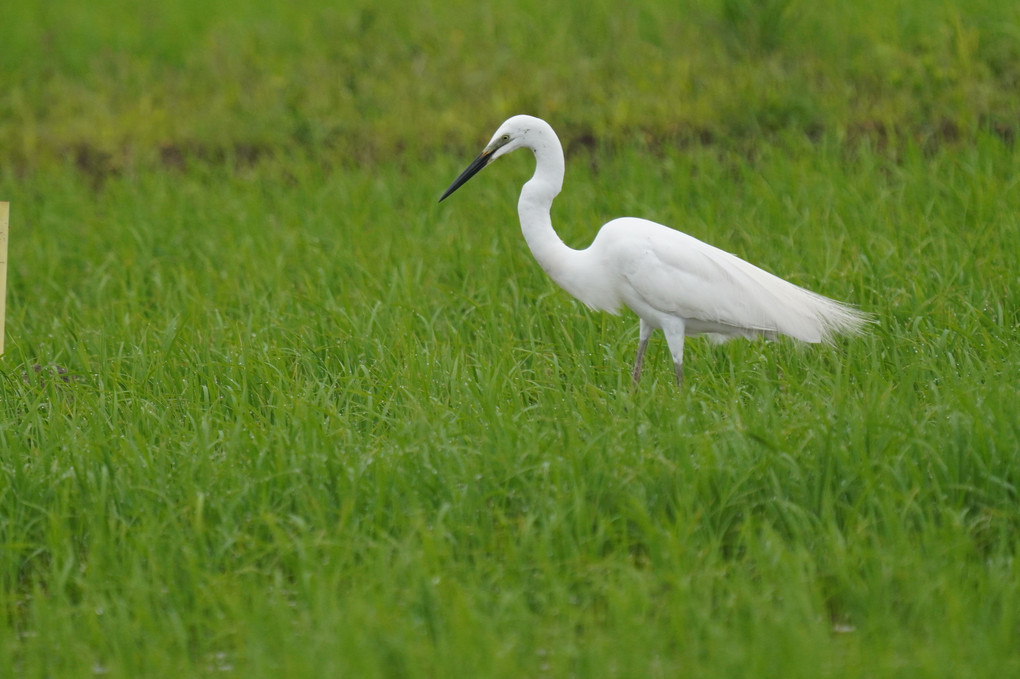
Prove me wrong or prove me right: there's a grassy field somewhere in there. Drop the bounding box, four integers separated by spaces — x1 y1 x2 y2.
2 1 1018 677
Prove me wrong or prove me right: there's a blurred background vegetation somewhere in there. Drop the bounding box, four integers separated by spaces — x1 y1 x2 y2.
1 0 1017 175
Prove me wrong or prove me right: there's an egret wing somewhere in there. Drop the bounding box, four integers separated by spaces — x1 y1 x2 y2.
602 218 846 341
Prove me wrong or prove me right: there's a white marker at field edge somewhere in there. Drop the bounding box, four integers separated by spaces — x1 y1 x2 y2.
0 201 8 356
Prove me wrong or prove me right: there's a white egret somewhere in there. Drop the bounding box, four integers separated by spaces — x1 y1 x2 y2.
440 115 871 385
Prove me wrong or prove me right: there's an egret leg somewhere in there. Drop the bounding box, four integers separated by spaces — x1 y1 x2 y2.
662 321 687 387
632 320 654 385
631 338 649 385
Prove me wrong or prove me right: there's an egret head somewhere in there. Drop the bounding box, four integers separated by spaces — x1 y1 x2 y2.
439 116 537 202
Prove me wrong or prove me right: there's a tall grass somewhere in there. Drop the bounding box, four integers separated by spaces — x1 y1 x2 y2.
1 1 1018 677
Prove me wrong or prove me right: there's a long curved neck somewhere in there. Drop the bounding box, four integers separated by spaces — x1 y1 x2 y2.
518 125 579 283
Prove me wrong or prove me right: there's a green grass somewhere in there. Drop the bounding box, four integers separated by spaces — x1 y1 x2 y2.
1 1 1019 677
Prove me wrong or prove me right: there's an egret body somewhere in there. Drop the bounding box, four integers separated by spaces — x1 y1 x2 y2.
440 115 870 385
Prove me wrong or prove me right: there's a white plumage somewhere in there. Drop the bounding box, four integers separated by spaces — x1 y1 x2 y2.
440 115 871 385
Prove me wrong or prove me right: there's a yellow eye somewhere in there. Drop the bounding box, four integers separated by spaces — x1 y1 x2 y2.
501 134 510 142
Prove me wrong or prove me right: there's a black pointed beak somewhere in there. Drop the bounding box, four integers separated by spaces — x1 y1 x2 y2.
439 150 494 203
